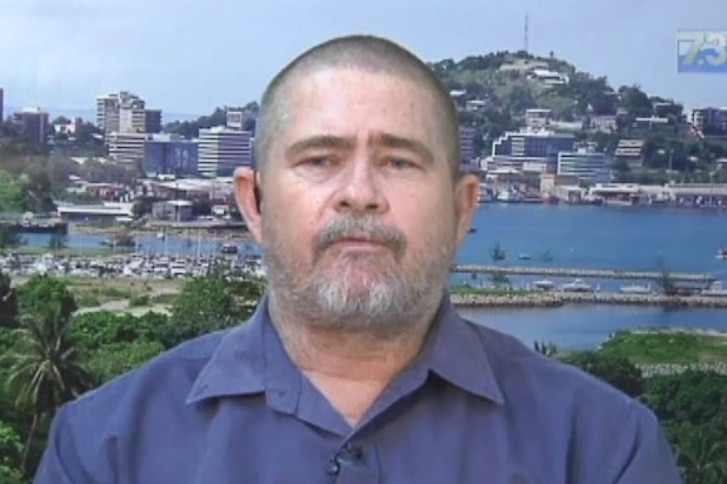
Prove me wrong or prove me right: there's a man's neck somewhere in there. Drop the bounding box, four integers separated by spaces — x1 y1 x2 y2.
268 298 438 383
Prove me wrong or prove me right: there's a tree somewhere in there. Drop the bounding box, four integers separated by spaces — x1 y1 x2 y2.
673 422 727 484
560 351 645 398
2 300 90 472
168 267 265 348
0 271 18 328
88 340 165 384
18 275 77 320
0 420 25 481
645 371 727 426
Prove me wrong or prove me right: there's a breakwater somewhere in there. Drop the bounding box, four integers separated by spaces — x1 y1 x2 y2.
451 264 715 283
451 291 727 308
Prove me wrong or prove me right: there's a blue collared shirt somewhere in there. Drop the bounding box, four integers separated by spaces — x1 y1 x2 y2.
36 295 682 483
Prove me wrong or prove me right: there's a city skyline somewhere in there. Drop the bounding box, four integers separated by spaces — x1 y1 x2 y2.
1 0 726 118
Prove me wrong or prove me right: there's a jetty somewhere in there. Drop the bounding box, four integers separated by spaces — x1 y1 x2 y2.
450 264 716 283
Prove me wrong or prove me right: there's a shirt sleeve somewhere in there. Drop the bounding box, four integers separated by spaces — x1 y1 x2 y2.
33 404 98 484
602 404 684 484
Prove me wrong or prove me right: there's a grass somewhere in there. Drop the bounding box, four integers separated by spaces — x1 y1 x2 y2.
450 284 530 296
599 330 727 364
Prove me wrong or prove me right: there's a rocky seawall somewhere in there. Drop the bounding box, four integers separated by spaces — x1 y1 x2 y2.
450 291 727 308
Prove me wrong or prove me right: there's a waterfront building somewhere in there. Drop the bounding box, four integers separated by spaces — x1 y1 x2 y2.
490 128 575 174
557 148 612 184
151 200 193 222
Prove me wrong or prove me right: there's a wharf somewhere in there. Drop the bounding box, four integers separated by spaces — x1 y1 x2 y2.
450 264 716 283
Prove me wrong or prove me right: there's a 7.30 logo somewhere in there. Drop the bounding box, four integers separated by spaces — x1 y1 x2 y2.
677 30 727 73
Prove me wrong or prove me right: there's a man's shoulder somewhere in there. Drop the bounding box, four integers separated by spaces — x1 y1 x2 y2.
464 319 644 414
63 328 230 422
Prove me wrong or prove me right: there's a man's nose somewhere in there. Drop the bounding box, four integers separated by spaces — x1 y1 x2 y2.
333 157 389 214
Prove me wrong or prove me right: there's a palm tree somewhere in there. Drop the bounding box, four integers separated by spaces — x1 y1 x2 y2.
675 424 727 483
2 301 91 472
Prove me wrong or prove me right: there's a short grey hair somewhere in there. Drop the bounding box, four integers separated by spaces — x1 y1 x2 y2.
254 34 461 179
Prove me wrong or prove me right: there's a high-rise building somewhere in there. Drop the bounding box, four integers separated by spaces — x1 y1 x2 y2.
97 91 144 133
12 108 49 144
143 135 199 176
198 127 253 177
96 91 162 138
144 109 162 134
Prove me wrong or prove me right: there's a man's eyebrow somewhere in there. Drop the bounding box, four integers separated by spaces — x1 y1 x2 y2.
284 135 356 159
368 132 434 165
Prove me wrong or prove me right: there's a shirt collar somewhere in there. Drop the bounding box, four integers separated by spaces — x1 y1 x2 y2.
185 297 269 405
186 293 505 406
419 294 505 405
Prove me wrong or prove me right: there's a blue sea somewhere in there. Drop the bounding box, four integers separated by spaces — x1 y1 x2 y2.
22 204 727 350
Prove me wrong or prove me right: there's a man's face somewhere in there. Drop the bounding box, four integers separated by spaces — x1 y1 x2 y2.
259 68 473 333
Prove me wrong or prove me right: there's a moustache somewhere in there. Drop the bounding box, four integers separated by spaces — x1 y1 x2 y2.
315 216 407 256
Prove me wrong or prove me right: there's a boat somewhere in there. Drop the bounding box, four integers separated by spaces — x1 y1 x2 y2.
496 189 522 203
619 284 653 295
220 243 238 254
701 281 727 297
468 227 477 234
716 248 727 260
518 253 531 260
560 279 595 293
532 280 555 291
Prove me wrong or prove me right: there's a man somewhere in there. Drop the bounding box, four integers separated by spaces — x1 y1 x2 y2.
36 35 682 483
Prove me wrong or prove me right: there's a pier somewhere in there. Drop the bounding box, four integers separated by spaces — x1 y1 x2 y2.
450 264 716 283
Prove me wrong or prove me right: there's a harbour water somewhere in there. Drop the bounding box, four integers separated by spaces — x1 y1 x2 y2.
19 203 727 350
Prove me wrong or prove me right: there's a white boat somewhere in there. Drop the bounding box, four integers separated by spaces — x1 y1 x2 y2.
619 284 653 295
532 280 555 291
560 279 594 293
716 249 727 260
701 281 727 297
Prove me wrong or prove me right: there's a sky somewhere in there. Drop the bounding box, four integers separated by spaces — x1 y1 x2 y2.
1 0 726 120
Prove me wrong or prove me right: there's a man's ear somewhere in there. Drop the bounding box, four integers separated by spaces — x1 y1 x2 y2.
233 167 263 243
454 173 480 248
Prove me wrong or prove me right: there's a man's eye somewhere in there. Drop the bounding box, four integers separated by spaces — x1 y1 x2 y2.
303 157 334 168
388 157 417 169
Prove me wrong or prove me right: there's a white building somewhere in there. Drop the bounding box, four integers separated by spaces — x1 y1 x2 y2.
197 127 253 177
557 148 612 184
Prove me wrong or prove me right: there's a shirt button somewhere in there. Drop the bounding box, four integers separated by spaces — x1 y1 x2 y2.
326 458 340 475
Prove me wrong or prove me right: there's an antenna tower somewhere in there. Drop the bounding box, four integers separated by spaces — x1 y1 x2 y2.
524 14 529 53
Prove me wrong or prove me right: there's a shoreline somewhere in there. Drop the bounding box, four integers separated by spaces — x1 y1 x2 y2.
450 291 727 309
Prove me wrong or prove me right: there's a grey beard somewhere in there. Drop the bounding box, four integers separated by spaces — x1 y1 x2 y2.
262 219 453 338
